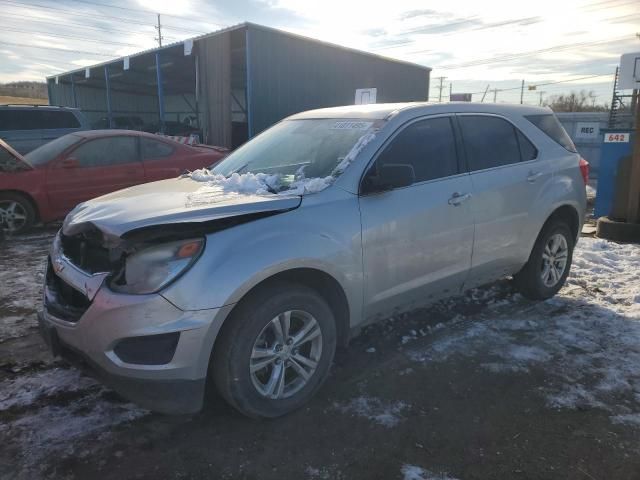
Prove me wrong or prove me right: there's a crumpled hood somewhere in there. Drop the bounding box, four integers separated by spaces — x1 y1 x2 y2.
62 177 302 240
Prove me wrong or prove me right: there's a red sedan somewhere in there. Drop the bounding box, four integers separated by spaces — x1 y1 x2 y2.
0 130 227 233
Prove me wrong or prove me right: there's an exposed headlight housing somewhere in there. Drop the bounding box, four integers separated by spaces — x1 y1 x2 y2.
110 238 204 294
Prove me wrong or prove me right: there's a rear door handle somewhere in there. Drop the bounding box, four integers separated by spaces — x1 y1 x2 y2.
527 171 543 183
448 192 472 206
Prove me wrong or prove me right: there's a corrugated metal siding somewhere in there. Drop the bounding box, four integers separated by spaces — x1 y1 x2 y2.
49 80 158 125
246 25 430 136
197 32 232 147
556 112 609 174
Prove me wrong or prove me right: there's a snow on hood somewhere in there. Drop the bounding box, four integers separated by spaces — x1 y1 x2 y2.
188 130 377 196
62 177 301 241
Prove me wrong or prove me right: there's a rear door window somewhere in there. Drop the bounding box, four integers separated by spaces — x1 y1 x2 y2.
374 117 459 183
459 115 522 171
71 136 139 167
525 114 577 152
141 137 175 159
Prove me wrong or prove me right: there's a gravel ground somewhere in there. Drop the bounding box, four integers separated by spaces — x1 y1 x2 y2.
1 229 639 480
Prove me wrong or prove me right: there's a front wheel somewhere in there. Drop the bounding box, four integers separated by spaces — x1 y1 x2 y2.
514 220 574 300
212 282 337 418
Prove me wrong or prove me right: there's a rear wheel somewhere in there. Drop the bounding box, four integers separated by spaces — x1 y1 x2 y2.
212 282 337 418
0 192 35 234
514 219 574 300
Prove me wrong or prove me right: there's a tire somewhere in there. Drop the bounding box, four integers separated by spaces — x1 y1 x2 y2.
514 219 574 300
0 192 36 234
212 282 337 418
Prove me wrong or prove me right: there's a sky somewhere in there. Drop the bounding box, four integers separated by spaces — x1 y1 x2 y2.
0 0 638 105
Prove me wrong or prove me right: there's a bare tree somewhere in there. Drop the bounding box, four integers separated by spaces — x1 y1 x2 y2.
543 90 609 112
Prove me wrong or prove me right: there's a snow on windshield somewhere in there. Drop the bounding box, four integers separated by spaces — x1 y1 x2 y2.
187 127 378 197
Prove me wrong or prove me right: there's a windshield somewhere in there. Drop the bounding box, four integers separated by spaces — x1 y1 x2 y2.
205 118 379 194
26 134 81 166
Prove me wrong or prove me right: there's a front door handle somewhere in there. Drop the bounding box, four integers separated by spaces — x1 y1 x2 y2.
527 171 543 183
448 192 472 206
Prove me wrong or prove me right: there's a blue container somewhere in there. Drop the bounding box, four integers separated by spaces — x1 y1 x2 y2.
594 129 635 218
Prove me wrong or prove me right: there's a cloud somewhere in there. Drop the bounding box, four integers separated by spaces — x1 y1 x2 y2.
398 9 441 20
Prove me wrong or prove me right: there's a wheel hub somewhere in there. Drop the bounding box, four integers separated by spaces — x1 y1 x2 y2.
249 310 323 400
541 233 569 287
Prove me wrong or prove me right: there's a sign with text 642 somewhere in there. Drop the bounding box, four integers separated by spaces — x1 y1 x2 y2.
604 133 630 143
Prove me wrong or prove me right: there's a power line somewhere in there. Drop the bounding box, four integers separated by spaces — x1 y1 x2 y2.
61 0 227 25
0 11 156 37
0 1 221 38
448 74 616 97
0 0 155 26
0 27 150 48
0 40 116 57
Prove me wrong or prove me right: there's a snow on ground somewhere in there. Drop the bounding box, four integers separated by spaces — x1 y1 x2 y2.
333 396 410 427
401 464 459 480
0 366 148 477
407 237 640 426
1 389 147 476
0 367 96 410
0 233 50 342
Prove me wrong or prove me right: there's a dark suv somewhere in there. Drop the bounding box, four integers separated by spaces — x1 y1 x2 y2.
0 105 89 154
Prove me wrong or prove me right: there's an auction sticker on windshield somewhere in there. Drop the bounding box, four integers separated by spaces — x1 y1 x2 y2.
331 121 373 130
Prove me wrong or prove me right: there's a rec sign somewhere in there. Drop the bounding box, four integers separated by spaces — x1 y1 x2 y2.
575 122 600 140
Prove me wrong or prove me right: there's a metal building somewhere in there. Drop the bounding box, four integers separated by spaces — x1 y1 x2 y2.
47 23 431 148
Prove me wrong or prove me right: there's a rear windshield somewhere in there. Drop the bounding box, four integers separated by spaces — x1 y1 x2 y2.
525 114 577 153
25 134 81 166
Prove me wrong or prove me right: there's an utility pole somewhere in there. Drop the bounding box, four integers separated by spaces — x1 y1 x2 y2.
480 84 490 102
155 14 163 47
436 76 446 103
449 82 452 101
493 89 498 102
538 91 546 106
520 79 525 104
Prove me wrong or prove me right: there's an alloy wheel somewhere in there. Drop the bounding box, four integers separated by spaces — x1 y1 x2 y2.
540 233 569 287
249 310 323 400
0 200 27 232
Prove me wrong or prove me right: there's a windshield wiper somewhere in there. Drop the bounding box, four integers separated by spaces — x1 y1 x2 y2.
263 184 279 194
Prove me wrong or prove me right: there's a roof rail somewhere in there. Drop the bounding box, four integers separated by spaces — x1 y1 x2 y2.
0 104 57 108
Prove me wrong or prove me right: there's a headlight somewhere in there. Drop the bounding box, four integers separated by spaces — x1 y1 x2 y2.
110 238 204 294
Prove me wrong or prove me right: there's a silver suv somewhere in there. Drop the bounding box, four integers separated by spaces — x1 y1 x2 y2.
38 102 588 418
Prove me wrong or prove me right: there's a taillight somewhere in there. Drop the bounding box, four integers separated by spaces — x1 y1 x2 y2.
579 158 589 185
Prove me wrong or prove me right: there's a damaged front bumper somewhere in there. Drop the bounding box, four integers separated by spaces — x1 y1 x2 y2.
38 233 230 414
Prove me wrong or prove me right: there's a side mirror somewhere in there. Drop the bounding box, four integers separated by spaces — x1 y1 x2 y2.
60 157 80 169
362 164 415 195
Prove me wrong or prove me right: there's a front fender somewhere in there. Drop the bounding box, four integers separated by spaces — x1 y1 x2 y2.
161 190 363 325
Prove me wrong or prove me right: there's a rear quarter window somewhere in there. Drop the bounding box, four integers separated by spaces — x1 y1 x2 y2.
525 114 577 153
141 138 175 159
